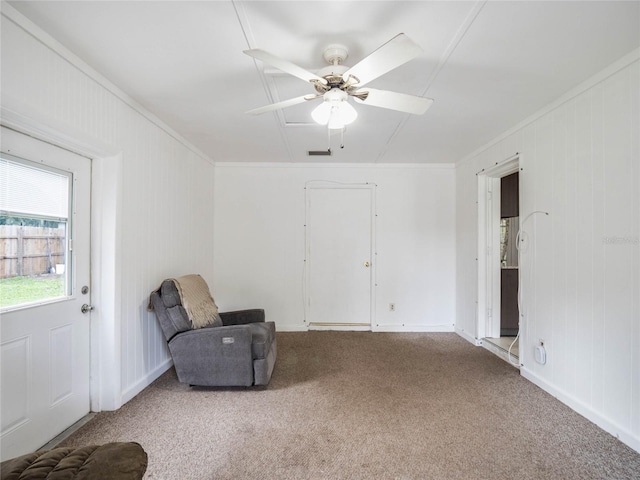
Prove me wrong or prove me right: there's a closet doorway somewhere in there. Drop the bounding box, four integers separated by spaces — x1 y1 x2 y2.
477 157 520 365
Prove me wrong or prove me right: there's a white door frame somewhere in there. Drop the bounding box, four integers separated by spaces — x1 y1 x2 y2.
476 155 519 340
1 107 124 411
304 182 377 331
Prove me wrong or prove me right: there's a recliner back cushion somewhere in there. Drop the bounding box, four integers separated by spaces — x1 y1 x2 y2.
162 277 223 329
151 292 189 341
165 305 192 335
161 280 181 308
151 281 192 341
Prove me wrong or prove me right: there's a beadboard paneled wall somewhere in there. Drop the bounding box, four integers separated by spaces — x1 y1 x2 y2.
213 164 456 332
455 56 639 451
1 11 215 406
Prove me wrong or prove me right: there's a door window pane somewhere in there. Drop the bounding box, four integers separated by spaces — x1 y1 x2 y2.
0 156 72 309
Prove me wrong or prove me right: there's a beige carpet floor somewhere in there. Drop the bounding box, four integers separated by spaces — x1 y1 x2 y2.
61 332 640 479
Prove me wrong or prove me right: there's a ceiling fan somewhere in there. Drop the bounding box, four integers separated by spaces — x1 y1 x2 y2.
244 33 434 130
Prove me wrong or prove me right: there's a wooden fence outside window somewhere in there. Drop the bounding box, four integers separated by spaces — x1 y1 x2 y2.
0 225 66 279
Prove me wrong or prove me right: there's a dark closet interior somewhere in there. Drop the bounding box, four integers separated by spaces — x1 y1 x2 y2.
500 172 519 336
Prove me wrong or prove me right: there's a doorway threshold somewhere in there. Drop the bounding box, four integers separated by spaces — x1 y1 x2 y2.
308 322 371 331
38 413 96 451
482 337 520 368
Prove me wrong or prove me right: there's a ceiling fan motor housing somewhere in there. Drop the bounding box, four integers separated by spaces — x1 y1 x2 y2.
313 45 352 94
323 44 349 65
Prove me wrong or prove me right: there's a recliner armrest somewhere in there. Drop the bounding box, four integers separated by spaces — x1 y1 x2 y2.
220 309 265 325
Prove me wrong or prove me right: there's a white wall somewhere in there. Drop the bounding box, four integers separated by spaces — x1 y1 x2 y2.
1 8 215 407
455 53 640 452
213 164 456 332
6 2 636 454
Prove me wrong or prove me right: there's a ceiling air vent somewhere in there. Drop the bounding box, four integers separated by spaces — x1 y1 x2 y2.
308 149 332 156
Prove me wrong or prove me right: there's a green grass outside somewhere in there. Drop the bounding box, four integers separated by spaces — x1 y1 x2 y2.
0 275 65 308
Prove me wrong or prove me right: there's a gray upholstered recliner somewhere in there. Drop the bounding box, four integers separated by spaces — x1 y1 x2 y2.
150 279 276 387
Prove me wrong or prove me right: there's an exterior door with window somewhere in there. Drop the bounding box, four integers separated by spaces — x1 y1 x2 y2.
306 185 374 329
0 127 91 460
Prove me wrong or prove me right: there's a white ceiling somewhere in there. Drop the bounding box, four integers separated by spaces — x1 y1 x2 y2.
8 1 640 164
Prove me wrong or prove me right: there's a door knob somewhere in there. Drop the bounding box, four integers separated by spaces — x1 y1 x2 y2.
81 304 94 314
364 261 370 267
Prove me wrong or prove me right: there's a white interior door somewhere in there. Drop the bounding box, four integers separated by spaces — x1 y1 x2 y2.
306 186 373 329
1 127 91 460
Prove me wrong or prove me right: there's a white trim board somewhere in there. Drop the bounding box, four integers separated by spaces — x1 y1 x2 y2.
1 104 119 158
455 327 483 346
274 325 308 332
214 162 456 169
121 358 173 406
277 324 455 333
308 325 372 332
374 324 455 333
521 368 640 454
476 156 520 342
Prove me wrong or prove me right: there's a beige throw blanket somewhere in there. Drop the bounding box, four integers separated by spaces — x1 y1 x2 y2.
172 274 222 329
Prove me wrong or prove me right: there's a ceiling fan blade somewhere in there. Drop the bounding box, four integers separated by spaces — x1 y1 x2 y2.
244 49 327 85
353 88 433 115
343 33 422 87
246 94 321 115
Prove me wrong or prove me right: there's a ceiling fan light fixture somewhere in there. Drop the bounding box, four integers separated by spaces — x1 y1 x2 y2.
311 101 331 125
328 101 357 129
328 108 343 130
312 88 357 128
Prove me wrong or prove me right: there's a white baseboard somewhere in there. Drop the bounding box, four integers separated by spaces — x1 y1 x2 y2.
120 358 173 406
455 327 482 346
521 367 640 454
275 324 308 332
276 324 456 333
374 324 455 333
309 325 371 331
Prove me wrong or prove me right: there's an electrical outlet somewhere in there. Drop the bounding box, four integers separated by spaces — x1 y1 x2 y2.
389 303 395 312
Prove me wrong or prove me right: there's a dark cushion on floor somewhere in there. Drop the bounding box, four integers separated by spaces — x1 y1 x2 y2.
0 442 147 480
